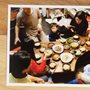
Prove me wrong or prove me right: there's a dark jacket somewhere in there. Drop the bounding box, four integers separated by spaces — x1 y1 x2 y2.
75 51 90 72
49 31 60 41
70 18 88 35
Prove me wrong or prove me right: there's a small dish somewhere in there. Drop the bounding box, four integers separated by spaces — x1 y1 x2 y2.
80 41 85 46
67 37 73 44
86 41 90 46
52 54 60 61
60 38 66 44
63 64 71 71
48 43 55 48
79 46 86 53
35 53 41 60
49 62 56 69
34 42 41 48
39 47 46 53
73 35 80 40
44 49 53 58
70 42 79 49
75 50 82 56
64 44 70 50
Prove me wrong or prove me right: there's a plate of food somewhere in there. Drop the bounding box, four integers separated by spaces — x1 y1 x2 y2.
49 62 56 69
60 38 66 44
63 64 71 71
67 37 73 44
52 54 60 61
39 47 46 53
79 46 86 53
35 53 41 60
80 41 85 46
73 35 80 40
34 42 41 48
52 45 64 54
75 50 82 56
70 42 79 48
64 44 70 50
48 42 55 48
60 52 73 63
86 41 90 46
44 49 53 58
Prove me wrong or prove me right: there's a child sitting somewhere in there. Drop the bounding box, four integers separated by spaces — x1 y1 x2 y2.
22 55 49 82
10 51 45 83
49 23 60 41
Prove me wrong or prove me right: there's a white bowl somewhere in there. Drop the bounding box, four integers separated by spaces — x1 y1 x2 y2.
52 45 64 54
60 52 73 63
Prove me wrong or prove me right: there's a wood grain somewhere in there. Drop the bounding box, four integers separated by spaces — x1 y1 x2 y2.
1 0 90 34
0 0 90 90
0 1 7 35
8 0 90 5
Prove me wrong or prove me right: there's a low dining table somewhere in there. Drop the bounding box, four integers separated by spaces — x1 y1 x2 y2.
34 35 90 74
34 35 90 83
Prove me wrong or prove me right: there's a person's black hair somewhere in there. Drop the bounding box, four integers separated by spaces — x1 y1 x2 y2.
11 8 19 12
50 23 59 28
21 37 36 60
75 51 90 73
75 11 87 21
10 51 31 78
21 37 34 50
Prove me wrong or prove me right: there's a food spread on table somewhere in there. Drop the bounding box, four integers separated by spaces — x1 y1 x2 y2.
33 35 90 73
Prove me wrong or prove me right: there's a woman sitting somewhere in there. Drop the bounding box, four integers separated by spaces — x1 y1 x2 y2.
59 11 88 38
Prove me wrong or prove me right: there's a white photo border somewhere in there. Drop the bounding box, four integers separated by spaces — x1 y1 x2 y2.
7 4 90 87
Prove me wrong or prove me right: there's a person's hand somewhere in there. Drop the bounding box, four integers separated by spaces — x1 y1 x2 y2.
76 72 83 79
14 37 21 45
22 68 28 74
70 28 74 32
37 24 42 31
30 75 45 83
43 54 47 60
67 25 71 29
36 78 45 83
67 25 74 29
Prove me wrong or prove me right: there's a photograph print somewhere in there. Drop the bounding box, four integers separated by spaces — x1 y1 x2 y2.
7 5 90 86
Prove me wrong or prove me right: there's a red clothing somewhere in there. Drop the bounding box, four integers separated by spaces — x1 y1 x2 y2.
77 79 85 84
29 59 46 75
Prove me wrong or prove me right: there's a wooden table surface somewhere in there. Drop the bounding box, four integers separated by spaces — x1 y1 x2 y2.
1 0 90 90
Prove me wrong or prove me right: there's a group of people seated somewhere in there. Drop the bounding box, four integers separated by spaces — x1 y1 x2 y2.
10 7 90 84
49 10 89 41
